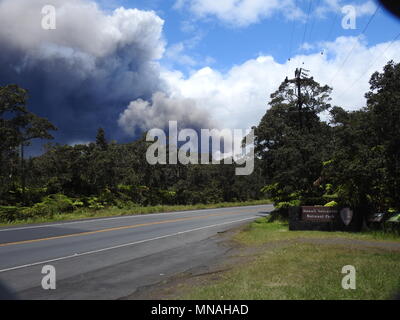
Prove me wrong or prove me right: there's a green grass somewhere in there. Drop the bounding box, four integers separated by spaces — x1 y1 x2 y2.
236 217 400 244
0 199 271 227
181 218 400 300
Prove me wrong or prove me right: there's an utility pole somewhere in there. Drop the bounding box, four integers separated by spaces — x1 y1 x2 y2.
286 67 310 130
295 68 303 129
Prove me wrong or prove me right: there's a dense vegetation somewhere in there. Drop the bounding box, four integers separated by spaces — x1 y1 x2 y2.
0 86 266 222
1 61 399 224
254 60 400 220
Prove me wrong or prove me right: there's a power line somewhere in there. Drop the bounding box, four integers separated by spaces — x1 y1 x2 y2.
360 4 380 34
336 30 400 98
286 18 297 76
307 0 322 44
287 0 298 63
292 0 314 69
321 6 340 56
301 0 314 49
318 6 341 74
329 3 381 84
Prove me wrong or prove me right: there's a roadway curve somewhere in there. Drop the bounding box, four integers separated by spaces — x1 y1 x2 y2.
0 204 272 299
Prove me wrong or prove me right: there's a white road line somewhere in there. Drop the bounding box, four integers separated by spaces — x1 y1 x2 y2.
0 205 272 232
0 216 258 273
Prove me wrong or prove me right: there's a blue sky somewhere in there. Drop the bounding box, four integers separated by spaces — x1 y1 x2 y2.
100 0 400 72
116 0 400 134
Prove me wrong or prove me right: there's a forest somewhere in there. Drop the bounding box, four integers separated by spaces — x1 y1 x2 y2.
0 60 399 225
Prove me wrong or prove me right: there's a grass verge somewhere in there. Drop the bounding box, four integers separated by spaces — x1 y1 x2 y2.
236 217 400 244
181 217 400 300
0 199 271 227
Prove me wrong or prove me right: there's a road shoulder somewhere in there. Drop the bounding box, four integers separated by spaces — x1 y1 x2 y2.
127 218 400 300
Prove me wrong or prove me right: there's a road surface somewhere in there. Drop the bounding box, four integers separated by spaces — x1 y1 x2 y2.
0 204 272 299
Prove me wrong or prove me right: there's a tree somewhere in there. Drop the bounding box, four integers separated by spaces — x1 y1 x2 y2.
256 62 400 215
0 85 57 146
0 84 57 204
254 76 333 206
96 127 108 151
366 61 400 210
324 61 400 213
323 107 380 211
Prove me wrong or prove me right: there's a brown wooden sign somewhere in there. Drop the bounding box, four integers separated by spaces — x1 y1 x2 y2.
301 207 338 222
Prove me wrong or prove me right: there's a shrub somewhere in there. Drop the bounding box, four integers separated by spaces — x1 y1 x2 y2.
72 200 84 208
21 203 50 218
98 188 115 207
275 200 301 209
324 201 338 207
48 194 74 212
113 199 139 209
261 183 290 205
0 206 21 222
20 194 74 218
87 196 105 210
117 185 148 205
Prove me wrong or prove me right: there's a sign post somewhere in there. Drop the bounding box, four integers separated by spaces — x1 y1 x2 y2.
289 206 358 232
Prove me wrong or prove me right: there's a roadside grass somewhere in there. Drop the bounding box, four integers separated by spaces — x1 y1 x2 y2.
236 217 400 244
181 218 400 300
0 199 272 227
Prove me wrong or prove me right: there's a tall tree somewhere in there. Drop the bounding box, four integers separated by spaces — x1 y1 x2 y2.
324 61 400 212
95 127 108 151
254 76 332 205
0 84 57 203
366 60 400 210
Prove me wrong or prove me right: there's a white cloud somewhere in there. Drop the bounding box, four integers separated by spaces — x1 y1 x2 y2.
1 0 395 147
353 0 377 16
175 0 302 26
0 0 165 59
142 36 400 134
0 0 167 143
118 92 215 134
163 31 215 69
300 42 314 51
165 42 197 66
176 0 378 26
317 0 377 18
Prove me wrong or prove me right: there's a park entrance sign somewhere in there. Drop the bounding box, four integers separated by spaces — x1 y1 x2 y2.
301 207 337 222
289 206 360 232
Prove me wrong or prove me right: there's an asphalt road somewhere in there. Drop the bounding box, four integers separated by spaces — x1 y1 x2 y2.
0 204 272 299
